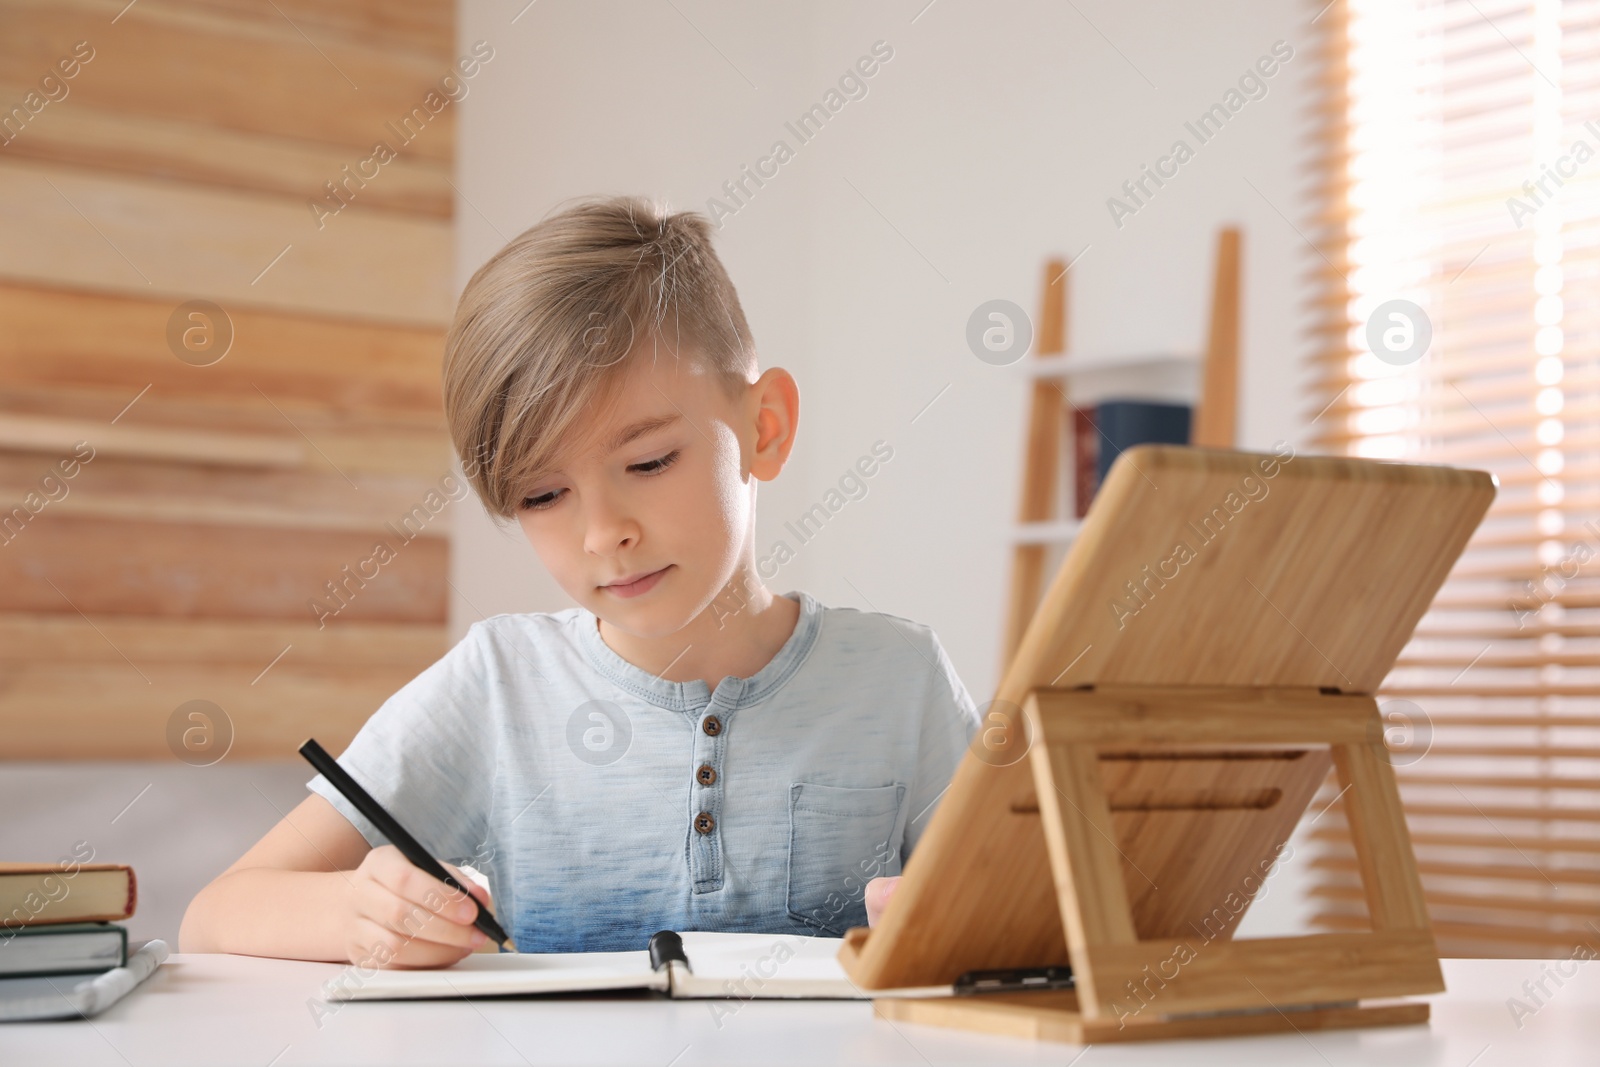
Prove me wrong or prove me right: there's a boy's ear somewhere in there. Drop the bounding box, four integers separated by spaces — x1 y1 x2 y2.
747 367 799 482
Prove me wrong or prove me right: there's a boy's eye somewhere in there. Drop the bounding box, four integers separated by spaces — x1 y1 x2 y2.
521 490 562 512
518 450 680 512
630 449 680 476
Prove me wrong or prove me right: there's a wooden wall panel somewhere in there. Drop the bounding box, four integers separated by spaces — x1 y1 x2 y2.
0 0 460 759
0 383 443 437
0 614 447 667
0 661 428 759
0 412 305 470
0 159 453 325
155 1 457 63
0 398 452 481
0 0 457 162
0 514 448 623
0 453 454 538
0 284 447 416
0 615 450 757
0 100 452 216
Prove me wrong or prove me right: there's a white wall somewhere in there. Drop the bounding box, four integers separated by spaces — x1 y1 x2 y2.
454 0 1319 933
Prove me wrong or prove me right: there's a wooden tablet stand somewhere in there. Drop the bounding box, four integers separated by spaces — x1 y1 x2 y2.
839 446 1496 1044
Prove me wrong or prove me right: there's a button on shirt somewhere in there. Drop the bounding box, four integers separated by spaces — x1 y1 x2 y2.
305 589 980 953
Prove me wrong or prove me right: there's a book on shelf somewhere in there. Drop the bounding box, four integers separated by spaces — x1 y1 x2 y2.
1071 406 1099 519
1072 399 1193 516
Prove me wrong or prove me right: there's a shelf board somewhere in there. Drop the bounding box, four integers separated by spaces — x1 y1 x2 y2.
1019 352 1198 378
1012 519 1082 545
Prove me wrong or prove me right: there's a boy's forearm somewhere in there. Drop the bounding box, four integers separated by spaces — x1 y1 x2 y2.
180 867 354 962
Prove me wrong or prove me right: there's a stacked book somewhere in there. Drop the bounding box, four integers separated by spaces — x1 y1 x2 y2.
1 859 167 1021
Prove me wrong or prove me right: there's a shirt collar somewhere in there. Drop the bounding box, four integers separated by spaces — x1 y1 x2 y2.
574 589 821 712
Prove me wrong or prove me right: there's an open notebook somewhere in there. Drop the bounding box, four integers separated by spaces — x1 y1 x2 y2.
330 931 954 1002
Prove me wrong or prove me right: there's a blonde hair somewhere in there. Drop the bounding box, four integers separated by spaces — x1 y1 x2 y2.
442 195 758 519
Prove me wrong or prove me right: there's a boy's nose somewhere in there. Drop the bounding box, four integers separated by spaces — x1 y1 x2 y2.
582 499 641 556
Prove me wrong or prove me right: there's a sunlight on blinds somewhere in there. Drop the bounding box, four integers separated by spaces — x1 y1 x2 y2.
1308 0 1600 957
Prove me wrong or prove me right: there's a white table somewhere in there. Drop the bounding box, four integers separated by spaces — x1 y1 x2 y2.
4 956 1595 1065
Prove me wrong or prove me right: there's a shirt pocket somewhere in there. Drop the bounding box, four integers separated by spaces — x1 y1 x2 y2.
786 780 906 936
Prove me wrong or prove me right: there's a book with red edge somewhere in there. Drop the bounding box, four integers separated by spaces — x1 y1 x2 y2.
0 862 137 929
1071 405 1098 519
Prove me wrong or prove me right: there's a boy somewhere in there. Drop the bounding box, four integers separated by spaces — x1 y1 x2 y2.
180 196 979 968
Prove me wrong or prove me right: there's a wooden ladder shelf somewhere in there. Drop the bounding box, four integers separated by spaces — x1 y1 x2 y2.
1002 227 1242 675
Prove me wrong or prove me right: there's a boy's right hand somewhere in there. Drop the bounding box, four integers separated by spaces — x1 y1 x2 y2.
341 845 495 969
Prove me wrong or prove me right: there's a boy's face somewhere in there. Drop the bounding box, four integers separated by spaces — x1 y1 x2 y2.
512 345 792 638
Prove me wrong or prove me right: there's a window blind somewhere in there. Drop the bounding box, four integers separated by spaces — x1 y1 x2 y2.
1307 0 1600 956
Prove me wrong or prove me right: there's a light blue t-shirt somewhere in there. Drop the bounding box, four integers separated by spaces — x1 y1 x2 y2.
306 589 980 953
